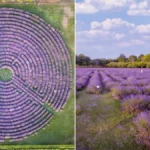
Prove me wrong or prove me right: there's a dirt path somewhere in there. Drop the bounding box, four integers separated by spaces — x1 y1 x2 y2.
62 6 73 29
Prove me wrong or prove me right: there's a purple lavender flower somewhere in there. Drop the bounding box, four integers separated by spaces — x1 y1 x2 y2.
133 111 150 146
86 71 103 94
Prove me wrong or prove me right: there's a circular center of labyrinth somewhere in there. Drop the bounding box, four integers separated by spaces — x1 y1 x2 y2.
0 68 13 82
0 8 72 142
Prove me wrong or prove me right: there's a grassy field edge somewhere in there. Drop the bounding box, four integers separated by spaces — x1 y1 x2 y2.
0 145 74 149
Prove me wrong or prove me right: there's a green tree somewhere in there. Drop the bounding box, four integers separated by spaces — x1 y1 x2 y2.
76 54 91 66
90 59 100 66
77 54 86 65
143 54 150 62
85 56 91 66
137 54 144 61
99 58 108 67
117 54 127 62
128 55 137 62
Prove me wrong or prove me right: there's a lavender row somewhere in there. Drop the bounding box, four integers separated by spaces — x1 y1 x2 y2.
76 71 93 90
86 71 103 94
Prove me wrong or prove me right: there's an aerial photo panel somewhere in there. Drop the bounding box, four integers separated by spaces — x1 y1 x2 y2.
0 0 74 149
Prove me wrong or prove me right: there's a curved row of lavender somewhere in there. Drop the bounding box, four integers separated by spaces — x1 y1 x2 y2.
76 68 150 147
0 8 72 142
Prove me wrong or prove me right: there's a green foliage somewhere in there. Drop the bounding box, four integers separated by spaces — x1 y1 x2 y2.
118 62 128 68
136 62 147 68
76 54 91 66
107 62 119 68
0 145 74 149
137 54 144 62
117 54 127 62
76 53 150 68
146 62 150 68
128 55 137 62
107 62 128 68
143 54 150 62
107 61 149 68
43 103 54 114
127 62 137 68
121 98 143 114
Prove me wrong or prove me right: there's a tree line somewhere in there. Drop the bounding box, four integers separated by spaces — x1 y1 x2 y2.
76 54 150 68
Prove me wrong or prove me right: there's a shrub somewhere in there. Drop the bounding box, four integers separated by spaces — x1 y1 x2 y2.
133 111 150 147
118 62 128 68
121 95 146 113
107 62 118 68
139 100 150 111
137 62 147 68
111 86 126 100
105 81 119 90
146 63 150 68
143 54 150 62
107 61 148 68
145 86 150 95
111 86 142 100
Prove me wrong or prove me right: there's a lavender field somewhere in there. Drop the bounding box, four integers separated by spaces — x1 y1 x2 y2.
0 3 74 148
76 68 150 150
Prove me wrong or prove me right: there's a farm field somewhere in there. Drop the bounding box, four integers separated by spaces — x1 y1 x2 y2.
0 2 74 150
76 68 150 150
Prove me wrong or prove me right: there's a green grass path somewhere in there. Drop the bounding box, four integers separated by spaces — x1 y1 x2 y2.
76 90 146 150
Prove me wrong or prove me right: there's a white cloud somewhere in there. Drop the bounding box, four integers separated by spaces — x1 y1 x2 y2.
76 0 133 14
115 33 125 40
77 29 125 40
76 0 150 16
76 2 98 14
91 18 135 30
128 10 150 16
136 25 150 34
127 1 150 16
77 18 150 50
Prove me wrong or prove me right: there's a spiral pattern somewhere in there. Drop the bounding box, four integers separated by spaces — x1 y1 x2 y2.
0 8 72 142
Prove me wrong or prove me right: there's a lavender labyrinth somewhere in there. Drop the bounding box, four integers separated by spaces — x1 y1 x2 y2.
0 8 72 142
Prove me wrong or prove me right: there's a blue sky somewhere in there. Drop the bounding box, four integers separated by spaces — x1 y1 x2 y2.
76 0 150 59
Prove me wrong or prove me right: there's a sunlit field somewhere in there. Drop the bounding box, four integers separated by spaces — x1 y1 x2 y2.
76 68 150 150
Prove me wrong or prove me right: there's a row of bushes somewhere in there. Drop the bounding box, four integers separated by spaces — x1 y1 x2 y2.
107 62 150 68
111 85 150 148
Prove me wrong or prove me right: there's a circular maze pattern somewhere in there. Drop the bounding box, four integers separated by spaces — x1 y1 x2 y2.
0 8 72 142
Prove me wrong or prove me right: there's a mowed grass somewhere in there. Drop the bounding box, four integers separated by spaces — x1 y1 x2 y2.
0 3 74 146
76 90 146 150
0 68 13 82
